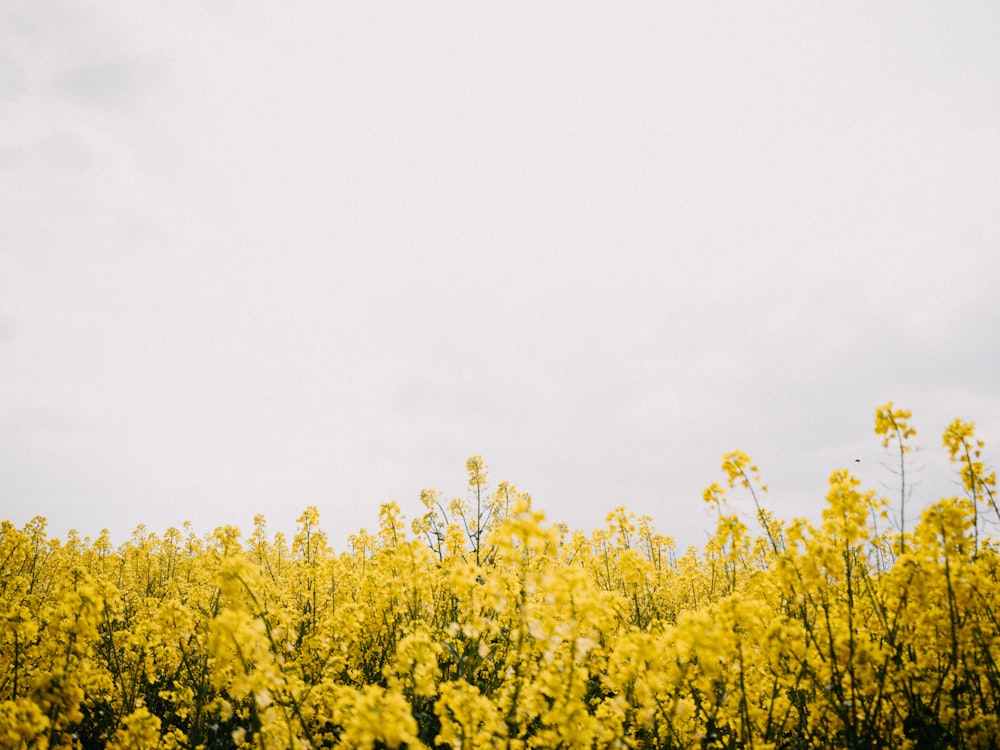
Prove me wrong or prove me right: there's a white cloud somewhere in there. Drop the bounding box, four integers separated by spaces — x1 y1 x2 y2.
1 2 998 549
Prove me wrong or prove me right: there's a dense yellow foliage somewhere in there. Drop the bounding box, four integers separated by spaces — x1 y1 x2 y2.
2 406 998 749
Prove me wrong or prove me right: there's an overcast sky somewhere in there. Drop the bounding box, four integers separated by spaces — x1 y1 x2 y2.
2 2 999 550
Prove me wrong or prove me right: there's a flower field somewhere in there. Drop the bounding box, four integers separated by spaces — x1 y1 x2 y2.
2 405 998 749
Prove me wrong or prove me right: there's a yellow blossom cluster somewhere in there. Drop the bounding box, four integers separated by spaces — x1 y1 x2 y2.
1 409 998 749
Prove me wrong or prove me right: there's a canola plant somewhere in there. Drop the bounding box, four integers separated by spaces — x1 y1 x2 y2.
1 405 998 749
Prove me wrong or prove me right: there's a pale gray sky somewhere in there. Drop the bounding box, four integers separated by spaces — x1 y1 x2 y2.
2 2 999 549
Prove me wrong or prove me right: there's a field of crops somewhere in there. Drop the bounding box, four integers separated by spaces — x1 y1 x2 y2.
2 404 998 749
